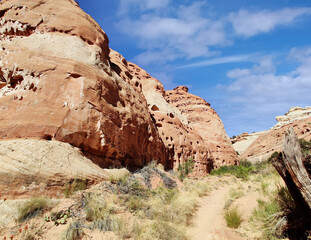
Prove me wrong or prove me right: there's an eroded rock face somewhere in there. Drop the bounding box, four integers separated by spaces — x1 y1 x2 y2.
0 0 236 178
233 108 311 163
165 86 238 168
0 0 166 168
110 51 236 174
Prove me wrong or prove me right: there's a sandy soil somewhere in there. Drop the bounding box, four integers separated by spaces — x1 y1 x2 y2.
189 182 244 240
188 174 273 240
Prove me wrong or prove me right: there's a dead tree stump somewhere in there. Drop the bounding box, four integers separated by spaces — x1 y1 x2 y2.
273 127 311 215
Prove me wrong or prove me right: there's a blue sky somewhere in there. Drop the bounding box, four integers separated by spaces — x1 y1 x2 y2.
77 0 311 136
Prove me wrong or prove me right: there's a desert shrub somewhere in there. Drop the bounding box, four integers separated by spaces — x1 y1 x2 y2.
63 178 87 197
251 198 285 238
126 195 146 213
177 157 195 181
18 197 50 222
299 139 311 157
90 219 119 232
84 193 116 222
62 222 84 240
239 160 252 167
224 207 243 229
210 160 254 180
147 189 197 225
114 175 147 198
268 151 281 162
251 185 305 239
184 179 210 197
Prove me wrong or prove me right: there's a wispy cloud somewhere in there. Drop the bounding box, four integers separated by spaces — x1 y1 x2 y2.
228 7 311 37
217 50 311 134
117 1 229 65
117 0 311 67
178 54 255 69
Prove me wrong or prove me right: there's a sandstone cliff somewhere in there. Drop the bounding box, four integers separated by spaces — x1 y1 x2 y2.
0 0 236 185
109 51 215 174
0 0 166 169
165 86 238 168
233 107 311 163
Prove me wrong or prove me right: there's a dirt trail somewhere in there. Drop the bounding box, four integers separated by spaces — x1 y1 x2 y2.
189 183 244 240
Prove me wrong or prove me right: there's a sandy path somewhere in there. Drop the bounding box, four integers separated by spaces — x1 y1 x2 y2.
189 183 244 240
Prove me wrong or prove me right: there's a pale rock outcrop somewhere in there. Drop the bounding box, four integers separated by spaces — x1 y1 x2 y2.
273 106 311 129
165 86 238 168
0 139 110 197
232 131 268 156
0 0 166 169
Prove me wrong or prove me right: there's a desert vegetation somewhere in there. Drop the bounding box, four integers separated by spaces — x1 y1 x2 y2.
1 138 311 239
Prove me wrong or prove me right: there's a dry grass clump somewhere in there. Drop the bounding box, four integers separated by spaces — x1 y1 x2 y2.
63 178 88 197
146 188 197 226
84 193 117 222
62 221 85 240
18 197 50 222
224 187 244 209
224 206 243 229
139 220 187 240
184 178 211 197
250 186 296 239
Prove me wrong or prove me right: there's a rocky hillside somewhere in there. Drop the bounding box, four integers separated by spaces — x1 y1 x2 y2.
233 107 311 162
0 0 237 192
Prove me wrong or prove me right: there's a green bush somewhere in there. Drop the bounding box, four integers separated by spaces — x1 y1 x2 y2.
224 207 243 229
268 151 281 162
210 160 254 180
178 157 195 180
251 198 284 238
18 197 50 222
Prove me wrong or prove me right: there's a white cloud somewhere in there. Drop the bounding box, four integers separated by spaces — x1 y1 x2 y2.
117 1 229 65
133 49 178 66
288 46 311 62
229 8 311 37
179 54 253 69
219 48 311 134
227 68 251 79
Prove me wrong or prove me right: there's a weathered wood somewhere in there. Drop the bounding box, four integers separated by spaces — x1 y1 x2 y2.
273 127 311 214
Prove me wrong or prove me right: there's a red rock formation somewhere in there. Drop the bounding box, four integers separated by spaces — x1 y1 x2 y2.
0 0 165 168
165 86 238 168
110 51 214 174
0 0 237 177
